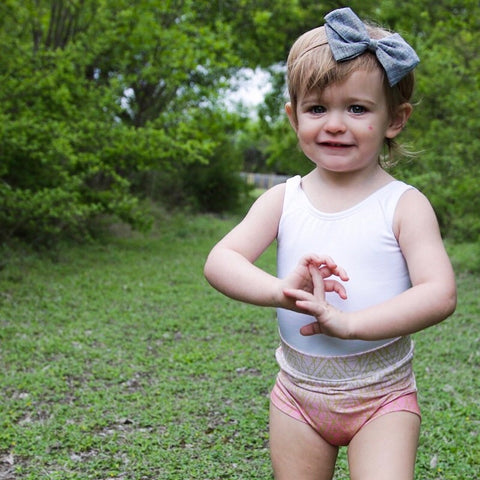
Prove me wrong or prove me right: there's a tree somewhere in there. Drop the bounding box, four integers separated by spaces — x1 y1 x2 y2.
0 1 237 243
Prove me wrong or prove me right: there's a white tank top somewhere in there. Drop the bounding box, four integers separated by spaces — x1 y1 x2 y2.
277 175 414 356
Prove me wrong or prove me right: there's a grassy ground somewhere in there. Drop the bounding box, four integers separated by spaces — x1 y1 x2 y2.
0 212 478 479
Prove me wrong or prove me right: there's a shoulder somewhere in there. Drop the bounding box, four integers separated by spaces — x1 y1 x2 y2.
250 181 286 210
211 182 287 261
393 188 441 245
244 182 286 228
395 187 434 218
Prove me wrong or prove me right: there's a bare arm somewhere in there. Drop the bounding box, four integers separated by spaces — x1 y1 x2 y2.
204 183 348 309
204 184 285 306
286 189 457 339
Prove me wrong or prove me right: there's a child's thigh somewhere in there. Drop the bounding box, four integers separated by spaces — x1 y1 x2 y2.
347 411 421 480
269 402 338 480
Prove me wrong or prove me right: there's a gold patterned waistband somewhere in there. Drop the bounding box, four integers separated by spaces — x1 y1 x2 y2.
277 336 413 382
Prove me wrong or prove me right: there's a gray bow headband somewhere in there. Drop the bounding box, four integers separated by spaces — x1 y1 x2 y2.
324 7 419 86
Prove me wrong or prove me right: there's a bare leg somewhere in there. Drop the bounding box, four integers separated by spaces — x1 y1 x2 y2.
269 402 338 480
348 412 420 480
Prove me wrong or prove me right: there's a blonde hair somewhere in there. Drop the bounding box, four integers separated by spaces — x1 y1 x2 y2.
286 25 416 165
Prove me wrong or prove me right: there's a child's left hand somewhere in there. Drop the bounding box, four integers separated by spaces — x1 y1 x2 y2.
283 263 351 338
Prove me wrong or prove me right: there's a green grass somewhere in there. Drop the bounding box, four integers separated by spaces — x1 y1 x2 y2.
0 213 478 479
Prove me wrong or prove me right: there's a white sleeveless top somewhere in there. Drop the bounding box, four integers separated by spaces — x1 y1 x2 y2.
277 175 414 356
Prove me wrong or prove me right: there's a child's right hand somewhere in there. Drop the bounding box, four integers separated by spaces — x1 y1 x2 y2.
279 254 349 312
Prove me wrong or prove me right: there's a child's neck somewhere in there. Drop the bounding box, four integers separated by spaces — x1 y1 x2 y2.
301 165 393 213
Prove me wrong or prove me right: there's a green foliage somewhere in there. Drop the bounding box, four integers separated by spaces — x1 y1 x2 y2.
183 160 251 214
0 1 244 245
132 109 252 214
180 110 250 213
1 1 478 244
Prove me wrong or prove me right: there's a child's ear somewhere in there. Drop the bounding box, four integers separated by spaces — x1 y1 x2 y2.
386 103 413 139
285 102 298 132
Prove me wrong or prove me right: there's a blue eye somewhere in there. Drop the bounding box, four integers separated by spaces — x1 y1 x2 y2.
310 105 326 114
350 105 366 114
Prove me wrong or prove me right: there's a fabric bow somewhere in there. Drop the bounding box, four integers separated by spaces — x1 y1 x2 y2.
324 7 419 86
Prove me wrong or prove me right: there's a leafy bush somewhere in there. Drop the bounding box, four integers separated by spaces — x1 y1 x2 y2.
183 159 251 214
0 1 235 246
149 108 252 214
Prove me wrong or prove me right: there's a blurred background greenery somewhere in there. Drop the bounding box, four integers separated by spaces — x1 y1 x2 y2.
1 0 478 246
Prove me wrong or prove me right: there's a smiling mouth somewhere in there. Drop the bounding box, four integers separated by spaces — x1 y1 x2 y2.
320 142 352 147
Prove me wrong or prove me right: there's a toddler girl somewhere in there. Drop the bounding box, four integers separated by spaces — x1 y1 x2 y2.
204 7 456 480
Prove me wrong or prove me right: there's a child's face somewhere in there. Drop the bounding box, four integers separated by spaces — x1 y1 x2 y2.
286 69 406 174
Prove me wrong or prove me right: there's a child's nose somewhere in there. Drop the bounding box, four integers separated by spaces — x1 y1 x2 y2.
324 112 346 133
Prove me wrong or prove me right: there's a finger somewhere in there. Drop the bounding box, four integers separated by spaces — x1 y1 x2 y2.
300 322 322 336
318 265 335 279
285 278 346 306
295 299 326 318
323 279 348 299
322 264 349 281
334 266 349 282
309 257 349 282
307 253 335 266
299 254 331 270
306 254 336 273
309 264 326 300
283 288 313 302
